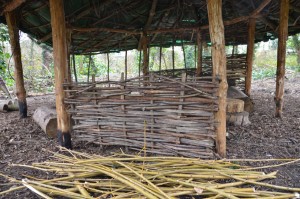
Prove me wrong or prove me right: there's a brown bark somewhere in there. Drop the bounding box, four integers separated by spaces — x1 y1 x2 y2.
5 10 27 118
207 0 228 158
49 0 72 148
125 50 128 80
196 30 203 77
245 18 256 97
142 35 149 76
275 0 289 118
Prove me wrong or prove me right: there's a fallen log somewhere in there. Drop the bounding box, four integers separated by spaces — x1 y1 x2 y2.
0 102 8 112
226 98 244 113
33 106 58 138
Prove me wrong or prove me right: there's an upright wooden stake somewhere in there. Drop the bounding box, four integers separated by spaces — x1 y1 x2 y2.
5 10 27 118
245 18 256 96
125 50 128 80
72 54 78 83
275 0 289 118
142 34 149 76
107 53 110 81
138 51 141 77
66 29 72 83
196 30 203 77
49 0 71 149
207 0 227 158
87 54 91 83
182 40 187 69
159 46 162 75
172 44 175 76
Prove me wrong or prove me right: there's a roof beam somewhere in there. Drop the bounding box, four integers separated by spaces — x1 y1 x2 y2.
2 0 26 14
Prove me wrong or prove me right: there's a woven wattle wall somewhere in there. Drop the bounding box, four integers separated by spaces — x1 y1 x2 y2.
64 74 219 158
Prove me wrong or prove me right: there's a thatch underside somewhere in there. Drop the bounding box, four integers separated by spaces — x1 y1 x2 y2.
0 0 300 54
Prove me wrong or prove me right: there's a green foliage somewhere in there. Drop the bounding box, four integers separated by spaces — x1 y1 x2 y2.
0 24 10 77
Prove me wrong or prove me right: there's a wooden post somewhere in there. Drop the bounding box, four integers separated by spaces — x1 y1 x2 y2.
107 53 110 81
159 46 162 75
142 34 149 76
49 0 71 149
125 50 128 80
5 10 27 118
182 40 187 69
72 54 78 83
66 29 72 83
245 18 256 96
207 0 228 158
87 54 91 83
172 44 175 75
275 0 289 118
196 30 203 77
138 50 142 77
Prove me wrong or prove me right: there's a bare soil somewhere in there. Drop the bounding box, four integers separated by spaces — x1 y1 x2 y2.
0 74 299 198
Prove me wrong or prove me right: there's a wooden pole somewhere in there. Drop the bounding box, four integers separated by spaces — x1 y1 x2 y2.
72 54 78 83
125 50 128 80
107 53 110 81
275 0 289 118
87 54 91 83
159 46 162 75
207 0 228 158
5 10 27 118
196 30 203 77
49 0 71 149
182 40 187 69
66 29 72 83
245 18 256 96
142 34 149 76
138 50 142 77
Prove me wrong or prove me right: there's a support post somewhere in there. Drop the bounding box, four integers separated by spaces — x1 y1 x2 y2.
107 53 110 81
125 50 128 80
142 34 149 76
172 44 175 75
49 0 71 149
72 54 78 83
245 18 256 96
275 0 289 118
196 30 203 77
5 10 27 118
207 0 228 158
159 46 162 75
66 29 72 83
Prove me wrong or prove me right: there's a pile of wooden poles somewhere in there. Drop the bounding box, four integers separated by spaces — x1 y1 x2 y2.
1 148 299 199
65 74 218 158
152 54 247 88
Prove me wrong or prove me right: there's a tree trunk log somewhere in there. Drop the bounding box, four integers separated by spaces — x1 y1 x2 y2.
226 98 244 113
5 10 27 118
207 0 228 158
49 0 72 149
33 106 58 138
245 18 256 97
275 0 289 118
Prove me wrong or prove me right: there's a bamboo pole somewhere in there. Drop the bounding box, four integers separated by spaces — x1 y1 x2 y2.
196 30 203 77
159 46 162 75
172 44 175 76
138 50 142 77
207 0 228 158
245 18 256 97
5 10 27 118
66 29 72 83
275 0 289 118
49 0 72 149
182 40 187 69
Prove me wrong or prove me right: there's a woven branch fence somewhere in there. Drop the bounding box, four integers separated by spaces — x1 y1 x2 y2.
152 54 246 88
64 74 219 158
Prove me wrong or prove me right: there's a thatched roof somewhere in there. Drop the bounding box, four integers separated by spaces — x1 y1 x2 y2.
1 0 300 54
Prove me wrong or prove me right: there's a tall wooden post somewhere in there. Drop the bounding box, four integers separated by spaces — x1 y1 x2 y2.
196 30 203 77
49 0 72 149
125 50 128 80
207 0 228 158
66 29 72 83
275 0 289 118
5 10 27 118
245 18 256 96
142 34 149 76
107 53 110 81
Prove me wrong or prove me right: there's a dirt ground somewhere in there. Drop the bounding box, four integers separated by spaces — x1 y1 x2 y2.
0 74 299 198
